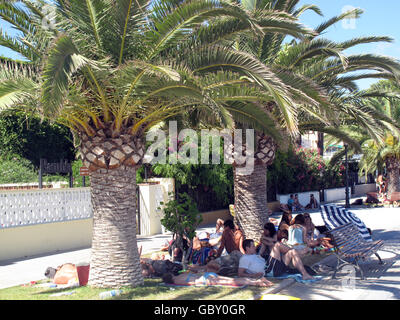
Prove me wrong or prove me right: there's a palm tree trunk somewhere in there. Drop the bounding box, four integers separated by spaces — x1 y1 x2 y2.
386 156 400 196
317 132 324 156
88 165 143 288
233 162 269 240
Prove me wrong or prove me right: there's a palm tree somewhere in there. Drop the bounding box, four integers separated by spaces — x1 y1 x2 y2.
224 0 400 238
0 0 316 287
348 81 400 196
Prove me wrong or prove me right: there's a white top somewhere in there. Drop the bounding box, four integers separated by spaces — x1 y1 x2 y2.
286 225 307 250
239 254 265 274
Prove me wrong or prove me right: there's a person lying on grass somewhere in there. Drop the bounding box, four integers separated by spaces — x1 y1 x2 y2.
161 271 273 287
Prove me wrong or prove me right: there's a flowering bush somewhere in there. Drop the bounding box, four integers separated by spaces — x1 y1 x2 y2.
268 147 345 194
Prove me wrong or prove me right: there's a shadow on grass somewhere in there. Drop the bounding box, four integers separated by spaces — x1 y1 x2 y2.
117 278 268 301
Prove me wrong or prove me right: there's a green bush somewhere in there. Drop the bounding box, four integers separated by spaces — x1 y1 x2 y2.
159 192 202 265
0 111 75 168
268 146 345 195
0 154 38 184
138 136 233 212
0 154 90 187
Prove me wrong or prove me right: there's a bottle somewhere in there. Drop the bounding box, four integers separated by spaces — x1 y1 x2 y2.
99 289 122 299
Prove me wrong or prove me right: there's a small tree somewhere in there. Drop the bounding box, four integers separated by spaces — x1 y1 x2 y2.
159 192 202 269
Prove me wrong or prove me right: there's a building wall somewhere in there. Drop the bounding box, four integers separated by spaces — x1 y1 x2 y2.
0 219 92 262
301 131 319 150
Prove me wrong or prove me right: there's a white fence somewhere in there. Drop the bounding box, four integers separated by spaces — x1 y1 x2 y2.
0 184 166 261
0 188 92 229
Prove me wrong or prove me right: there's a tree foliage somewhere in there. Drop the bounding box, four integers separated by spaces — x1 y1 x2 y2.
268 146 345 194
159 192 202 265
0 110 75 168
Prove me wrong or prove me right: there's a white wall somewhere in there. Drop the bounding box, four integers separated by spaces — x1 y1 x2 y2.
324 187 346 202
0 183 174 260
277 185 375 205
138 178 175 236
354 184 376 197
0 218 92 261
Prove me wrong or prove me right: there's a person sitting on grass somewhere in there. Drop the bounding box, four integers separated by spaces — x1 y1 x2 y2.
215 219 245 257
285 214 322 257
258 223 278 258
238 239 267 279
303 213 316 240
190 232 218 266
161 271 273 287
264 240 315 281
278 211 293 232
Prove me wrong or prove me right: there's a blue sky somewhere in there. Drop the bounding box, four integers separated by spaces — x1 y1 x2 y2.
297 0 400 89
1 1 400 89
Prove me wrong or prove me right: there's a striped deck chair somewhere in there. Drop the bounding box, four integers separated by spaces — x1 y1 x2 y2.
320 204 372 241
320 204 383 265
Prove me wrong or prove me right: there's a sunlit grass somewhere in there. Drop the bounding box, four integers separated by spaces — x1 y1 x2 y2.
0 277 276 300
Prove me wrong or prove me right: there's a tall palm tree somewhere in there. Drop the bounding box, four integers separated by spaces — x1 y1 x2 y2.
0 0 316 287
224 0 400 238
329 81 400 196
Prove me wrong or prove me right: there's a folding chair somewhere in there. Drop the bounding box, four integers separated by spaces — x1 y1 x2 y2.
320 204 383 264
320 204 372 241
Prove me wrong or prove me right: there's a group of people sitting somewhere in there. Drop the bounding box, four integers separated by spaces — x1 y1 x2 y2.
280 193 319 216
140 210 332 287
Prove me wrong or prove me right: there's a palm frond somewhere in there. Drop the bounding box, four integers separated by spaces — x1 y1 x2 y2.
313 8 363 36
41 34 105 117
0 77 37 110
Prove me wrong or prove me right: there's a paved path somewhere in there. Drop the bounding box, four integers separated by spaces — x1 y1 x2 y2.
266 205 400 300
0 225 215 289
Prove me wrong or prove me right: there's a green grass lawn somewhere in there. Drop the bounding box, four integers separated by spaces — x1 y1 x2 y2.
0 251 329 300
0 278 277 300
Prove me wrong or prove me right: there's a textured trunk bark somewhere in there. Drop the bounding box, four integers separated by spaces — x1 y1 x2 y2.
233 162 269 240
386 156 400 196
88 165 143 288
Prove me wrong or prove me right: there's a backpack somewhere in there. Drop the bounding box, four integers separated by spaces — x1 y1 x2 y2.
217 266 238 277
151 260 183 277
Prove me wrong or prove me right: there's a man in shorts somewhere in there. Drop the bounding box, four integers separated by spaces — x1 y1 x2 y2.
264 241 314 280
